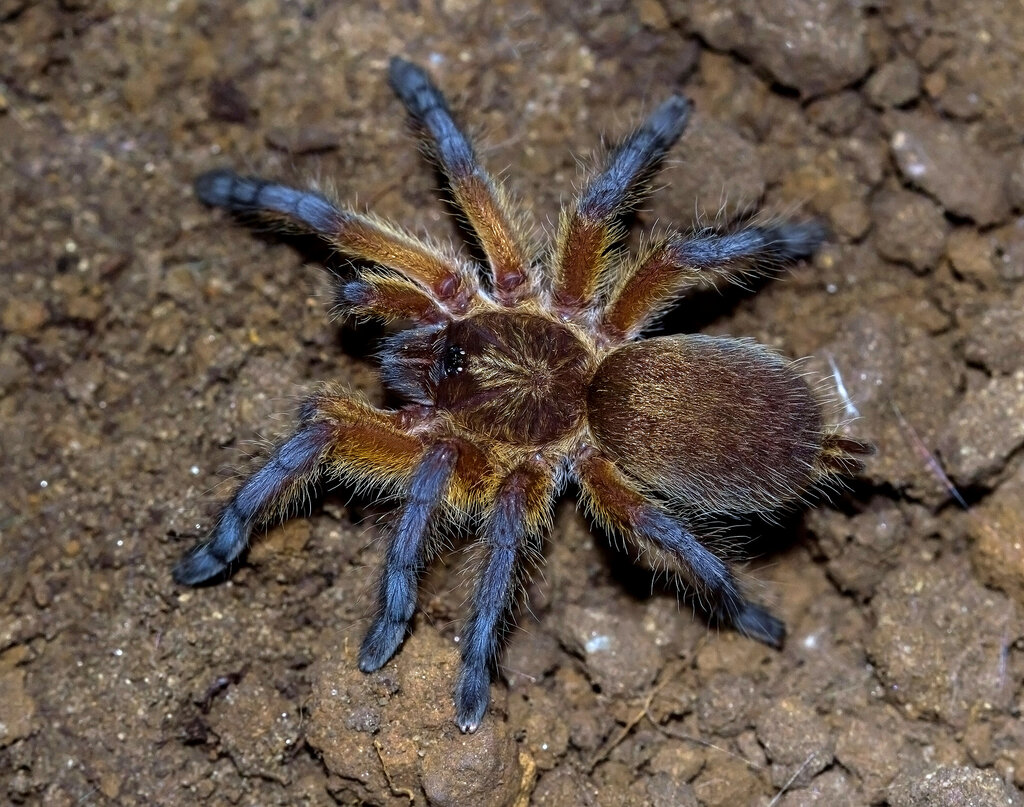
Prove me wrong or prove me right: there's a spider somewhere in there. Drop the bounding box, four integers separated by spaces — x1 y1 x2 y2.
175 56 872 733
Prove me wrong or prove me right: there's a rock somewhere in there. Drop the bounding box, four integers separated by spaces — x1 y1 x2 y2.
809 503 906 600
2 297 48 335
888 765 1024 807
691 753 763 807
688 0 870 97
0 666 36 748
992 217 1024 282
969 461 1024 607
648 740 705 784
635 0 670 30
806 91 867 137
755 697 834 789
946 229 998 287
532 766 598 806
829 198 871 241
695 673 757 737
420 729 524 807
0 345 29 395
308 625 524 807
145 301 186 354
554 602 663 697
963 291 1024 374
835 715 904 802
503 628 562 692
774 768 860 807
643 773 698 806
865 57 921 108
869 555 1018 728
507 688 570 771
887 111 1010 225
61 357 106 405
871 188 947 273
937 370 1024 485
935 81 985 122
206 672 302 784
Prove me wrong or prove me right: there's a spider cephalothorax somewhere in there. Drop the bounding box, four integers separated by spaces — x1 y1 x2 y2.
175 57 871 732
383 312 595 445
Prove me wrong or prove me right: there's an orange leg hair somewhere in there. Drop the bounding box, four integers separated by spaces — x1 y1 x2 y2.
173 390 487 585
551 96 690 318
194 170 477 317
454 459 557 732
601 221 825 342
575 451 785 647
388 58 536 305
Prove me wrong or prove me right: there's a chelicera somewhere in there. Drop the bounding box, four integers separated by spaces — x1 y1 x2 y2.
175 57 871 732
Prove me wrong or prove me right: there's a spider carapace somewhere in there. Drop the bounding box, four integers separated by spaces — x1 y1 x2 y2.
175 56 871 732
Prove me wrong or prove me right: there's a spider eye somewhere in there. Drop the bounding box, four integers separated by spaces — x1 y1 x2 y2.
443 344 466 376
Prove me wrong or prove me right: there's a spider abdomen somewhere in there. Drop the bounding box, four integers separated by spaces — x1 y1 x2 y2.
586 334 824 515
435 312 595 446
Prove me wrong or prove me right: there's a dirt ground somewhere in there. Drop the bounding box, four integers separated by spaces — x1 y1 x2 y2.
4 0 1024 805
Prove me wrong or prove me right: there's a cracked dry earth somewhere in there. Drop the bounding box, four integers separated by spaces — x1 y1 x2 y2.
5 1 1024 805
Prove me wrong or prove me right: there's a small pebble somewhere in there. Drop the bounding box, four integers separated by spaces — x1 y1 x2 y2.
888 111 1010 225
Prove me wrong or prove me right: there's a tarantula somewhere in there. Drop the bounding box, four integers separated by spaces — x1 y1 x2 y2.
175 57 871 732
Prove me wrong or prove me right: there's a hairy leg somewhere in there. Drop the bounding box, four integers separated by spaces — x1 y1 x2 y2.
173 392 429 585
173 422 336 584
601 220 825 342
455 460 555 732
551 95 691 317
195 169 475 316
575 451 784 647
335 271 450 325
358 441 460 672
389 57 535 303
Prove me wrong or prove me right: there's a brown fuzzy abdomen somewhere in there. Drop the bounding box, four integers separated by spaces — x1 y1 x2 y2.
586 335 824 514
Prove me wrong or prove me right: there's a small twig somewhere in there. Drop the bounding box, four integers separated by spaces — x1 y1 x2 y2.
891 400 968 509
587 660 684 771
75 787 101 805
826 354 860 418
766 751 815 807
648 719 764 771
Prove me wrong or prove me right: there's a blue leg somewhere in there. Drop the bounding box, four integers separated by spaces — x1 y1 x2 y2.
455 463 553 733
577 95 691 220
194 170 340 233
633 509 784 647
577 454 784 649
603 218 826 339
173 422 333 585
553 94 690 311
359 443 458 672
669 220 826 269
388 57 531 299
388 57 476 181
